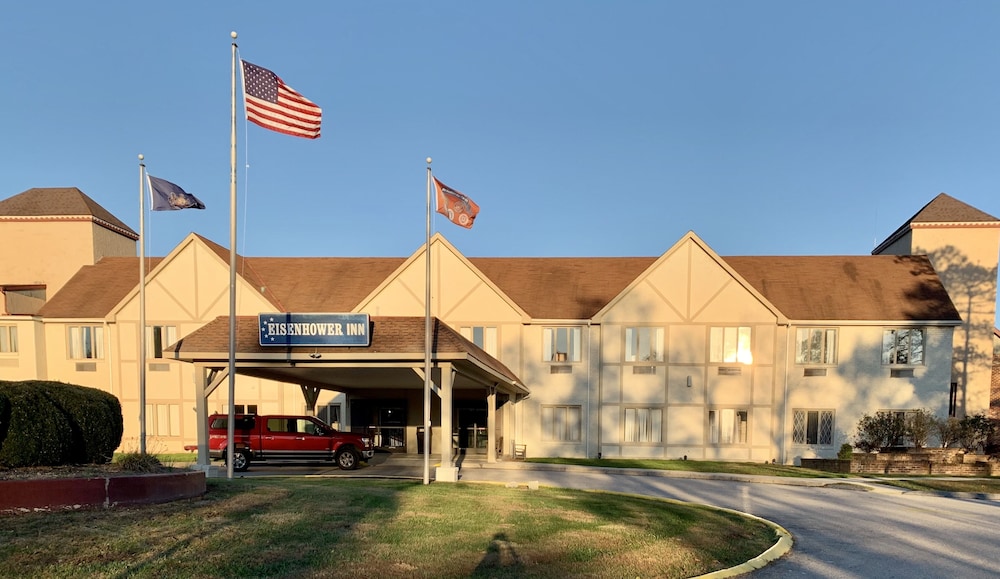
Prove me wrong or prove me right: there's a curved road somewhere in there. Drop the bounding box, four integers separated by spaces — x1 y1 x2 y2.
231 460 1000 578
455 466 1000 578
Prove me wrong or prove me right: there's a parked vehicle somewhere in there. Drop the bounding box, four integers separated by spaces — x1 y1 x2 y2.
204 414 374 472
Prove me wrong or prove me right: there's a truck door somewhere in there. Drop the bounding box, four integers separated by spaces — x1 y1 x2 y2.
264 417 332 462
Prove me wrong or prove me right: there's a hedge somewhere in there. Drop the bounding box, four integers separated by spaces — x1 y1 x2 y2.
0 380 123 467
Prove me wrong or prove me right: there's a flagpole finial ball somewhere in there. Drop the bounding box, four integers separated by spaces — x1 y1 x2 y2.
138 154 144 161
231 31 238 39
426 157 432 164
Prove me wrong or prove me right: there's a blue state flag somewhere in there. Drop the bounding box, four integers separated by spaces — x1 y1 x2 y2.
147 175 206 211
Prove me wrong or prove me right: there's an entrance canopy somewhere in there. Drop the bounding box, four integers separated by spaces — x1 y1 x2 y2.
167 315 528 397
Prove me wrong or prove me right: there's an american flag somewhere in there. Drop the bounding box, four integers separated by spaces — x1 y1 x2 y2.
241 60 322 139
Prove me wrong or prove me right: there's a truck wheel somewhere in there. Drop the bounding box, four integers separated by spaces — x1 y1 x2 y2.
228 449 250 472
336 448 359 470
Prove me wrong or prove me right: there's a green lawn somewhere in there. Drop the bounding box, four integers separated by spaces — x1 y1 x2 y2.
0 478 778 578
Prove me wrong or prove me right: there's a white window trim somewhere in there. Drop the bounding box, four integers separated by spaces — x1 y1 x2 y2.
708 408 749 445
541 404 582 442
623 406 663 444
881 328 925 366
792 409 835 446
709 326 752 364
543 327 583 363
795 327 838 365
624 327 664 363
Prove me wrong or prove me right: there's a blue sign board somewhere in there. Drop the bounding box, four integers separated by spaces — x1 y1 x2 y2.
259 313 371 347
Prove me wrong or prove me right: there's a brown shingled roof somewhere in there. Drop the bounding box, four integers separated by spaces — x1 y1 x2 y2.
469 257 655 319
874 193 1000 254
724 254 960 321
0 187 137 238
248 257 406 312
36 257 163 318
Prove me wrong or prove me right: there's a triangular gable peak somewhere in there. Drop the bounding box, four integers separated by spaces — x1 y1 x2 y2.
873 193 1000 254
108 233 278 322
356 234 529 322
594 231 787 324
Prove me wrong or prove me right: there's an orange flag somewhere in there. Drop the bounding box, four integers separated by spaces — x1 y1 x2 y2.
434 177 480 229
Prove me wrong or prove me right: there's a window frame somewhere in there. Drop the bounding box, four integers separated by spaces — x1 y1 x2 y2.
708 408 749 445
460 326 498 357
795 327 837 365
543 327 582 363
541 404 583 442
623 406 663 444
145 403 180 437
146 325 178 358
624 327 664 363
709 326 752 364
0 325 17 354
792 409 835 446
68 325 104 360
881 328 925 366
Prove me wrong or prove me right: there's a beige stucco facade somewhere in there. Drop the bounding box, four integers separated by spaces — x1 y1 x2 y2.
2 190 997 465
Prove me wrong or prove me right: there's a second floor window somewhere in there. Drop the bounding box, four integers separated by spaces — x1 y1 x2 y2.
796 328 837 365
0 325 17 353
461 326 498 357
147 325 177 358
710 326 752 364
882 328 924 365
543 327 581 362
69 325 104 359
625 327 663 362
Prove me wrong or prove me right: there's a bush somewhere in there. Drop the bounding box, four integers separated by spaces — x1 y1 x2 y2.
934 416 962 448
906 409 936 449
956 414 993 453
0 380 123 467
114 451 164 473
854 411 906 452
837 443 853 460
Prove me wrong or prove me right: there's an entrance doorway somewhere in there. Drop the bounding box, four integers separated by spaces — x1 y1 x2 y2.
351 400 407 452
456 402 488 453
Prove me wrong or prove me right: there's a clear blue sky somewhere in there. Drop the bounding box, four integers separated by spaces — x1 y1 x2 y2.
3 2 999 269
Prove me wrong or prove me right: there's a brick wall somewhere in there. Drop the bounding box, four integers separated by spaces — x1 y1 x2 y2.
991 354 1000 420
802 450 1000 476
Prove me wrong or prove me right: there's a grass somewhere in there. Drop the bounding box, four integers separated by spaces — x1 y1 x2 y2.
111 452 197 464
0 478 778 578
527 457 855 478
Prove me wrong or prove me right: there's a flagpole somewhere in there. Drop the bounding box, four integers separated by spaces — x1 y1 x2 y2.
227 31 239 480
138 154 147 455
424 157 432 485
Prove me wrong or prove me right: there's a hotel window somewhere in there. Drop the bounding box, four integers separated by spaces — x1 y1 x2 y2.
69 325 104 359
708 408 748 444
0 325 17 353
146 325 177 358
543 327 582 362
234 404 259 415
624 327 664 362
710 327 752 364
319 404 341 429
792 410 834 445
882 328 924 365
624 407 662 443
542 405 582 442
795 328 837 365
145 404 180 437
461 326 498 357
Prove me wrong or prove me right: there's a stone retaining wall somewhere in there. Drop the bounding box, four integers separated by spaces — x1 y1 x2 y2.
802 450 999 476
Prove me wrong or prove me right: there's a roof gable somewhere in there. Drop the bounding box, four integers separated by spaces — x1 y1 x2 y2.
874 193 999 254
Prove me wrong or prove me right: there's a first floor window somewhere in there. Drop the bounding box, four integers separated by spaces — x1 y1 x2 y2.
625 327 664 362
0 325 17 353
882 328 924 365
234 404 258 415
146 404 180 437
796 328 837 365
461 326 498 357
709 408 748 444
319 404 341 428
147 325 177 358
542 405 582 441
543 327 582 362
69 325 104 359
792 410 834 445
624 407 662 443
710 327 752 364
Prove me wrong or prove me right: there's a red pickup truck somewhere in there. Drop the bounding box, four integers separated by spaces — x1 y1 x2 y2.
204 414 374 472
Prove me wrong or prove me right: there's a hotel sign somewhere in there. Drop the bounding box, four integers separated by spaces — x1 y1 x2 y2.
258 313 371 347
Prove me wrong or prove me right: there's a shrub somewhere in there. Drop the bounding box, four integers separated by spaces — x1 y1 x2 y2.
906 408 936 449
956 414 993 453
0 380 123 467
114 451 164 473
854 411 906 452
934 416 962 448
837 443 854 460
